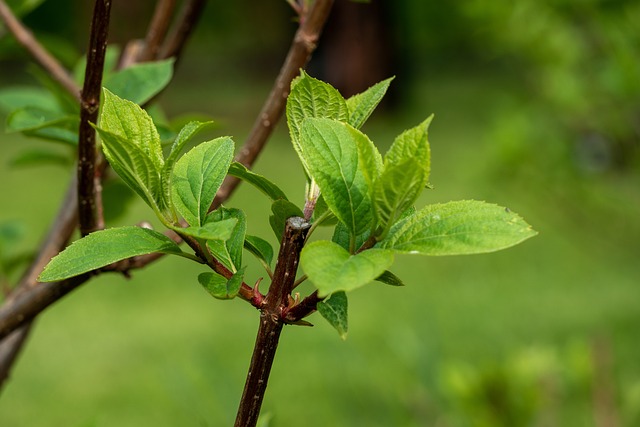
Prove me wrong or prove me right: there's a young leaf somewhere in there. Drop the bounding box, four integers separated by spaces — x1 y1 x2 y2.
300 240 394 296
244 235 274 268
174 218 238 241
198 268 245 300
104 58 175 105
38 226 185 282
373 116 432 236
162 120 214 210
171 137 234 226
375 270 405 287
346 77 394 129
286 70 349 172
99 89 164 171
317 291 348 340
299 118 373 237
379 200 537 256
269 200 304 240
94 127 163 214
206 208 246 272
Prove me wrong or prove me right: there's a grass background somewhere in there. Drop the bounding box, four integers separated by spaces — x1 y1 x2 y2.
1 36 640 427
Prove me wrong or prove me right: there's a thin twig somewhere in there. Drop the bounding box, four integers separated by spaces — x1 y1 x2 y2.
138 0 177 62
0 324 32 388
78 0 113 236
159 0 206 61
213 0 336 207
0 0 80 99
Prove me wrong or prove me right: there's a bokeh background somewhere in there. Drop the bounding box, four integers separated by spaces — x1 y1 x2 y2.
1 1 639 426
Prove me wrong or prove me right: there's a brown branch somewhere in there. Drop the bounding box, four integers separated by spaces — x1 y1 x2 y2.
138 0 178 62
234 217 310 427
0 324 32 387
78 0 113 236
0 0 80 100
213 0 335 207
159 0 206 61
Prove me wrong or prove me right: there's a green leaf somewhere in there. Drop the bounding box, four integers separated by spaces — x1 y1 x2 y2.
379 200 537 255
286 70 349 172
375 270 405 287
373 116 432 236
244 235 274 268
171 137 234 226
99 88 164 171
299 118 373 237
312 195 338 226
104 59 175 105
301 240 394 296
317 291 348 340
331 221 370 253
0 86 61 113
38 226 185 282
269 199 304 240
175 218 238 241
162 120 214 211
6 107 78 143
10 149 71 168
206 208 246 272
346 77 394 129
228 162 288 202
94 127 163 214
198 268 245 300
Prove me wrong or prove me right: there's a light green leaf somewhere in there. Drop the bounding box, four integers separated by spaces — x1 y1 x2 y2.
162 120 214 210
228 162 288 202
269 199 304 240
244 235 274 268
375 270 405 287
312 195 338 226
317 291 348 340
206 208 246 272
38 226 185 282
299 118 373 237
346 77 394 129
94 127 163 214
99 88 164 171
373 116 432 236
301 240 394 296
379 200 537 255
104 59 175 105
175 218 237 241
198 268 245 300
354 128 383 190
286 70 349 172
171 137 234 226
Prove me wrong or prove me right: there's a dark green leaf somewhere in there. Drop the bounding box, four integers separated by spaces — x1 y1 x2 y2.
244 235 274 268
269 199 304 240
175 218 238 241
317 291 348 340
375 270 405 287
228 162 289 202
38 226 186 282
379 200 537 255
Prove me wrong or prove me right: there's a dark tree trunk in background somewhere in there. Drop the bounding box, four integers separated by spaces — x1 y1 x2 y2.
321 0 394 99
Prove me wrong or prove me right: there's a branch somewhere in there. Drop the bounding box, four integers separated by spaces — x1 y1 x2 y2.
234 217 310 427
138 0 177 62
0 0 80 100
213 0 335 207
77 0 113 236
159 0 206 61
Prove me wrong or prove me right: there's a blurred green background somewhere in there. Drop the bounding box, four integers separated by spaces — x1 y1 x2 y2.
1 1 639 426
